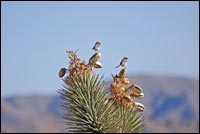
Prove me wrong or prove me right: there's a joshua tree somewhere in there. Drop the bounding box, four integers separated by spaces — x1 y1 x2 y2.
58 45 145 133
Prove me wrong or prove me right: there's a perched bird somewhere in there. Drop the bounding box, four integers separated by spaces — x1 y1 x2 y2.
92 41 101 52
115 57 128 68
58 68 67 78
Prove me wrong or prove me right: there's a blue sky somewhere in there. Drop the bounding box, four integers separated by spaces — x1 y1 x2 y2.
1 1 199 97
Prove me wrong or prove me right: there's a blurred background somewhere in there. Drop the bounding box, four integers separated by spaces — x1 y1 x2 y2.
1 1 199 133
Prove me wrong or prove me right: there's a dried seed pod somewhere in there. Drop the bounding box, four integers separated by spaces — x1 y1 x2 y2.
130 92 144 98
59 68 67 78
93 61 103 68
123 94 132 102
125 84 143 93
88 52 101 65
133 102 145 112
118 68 127 78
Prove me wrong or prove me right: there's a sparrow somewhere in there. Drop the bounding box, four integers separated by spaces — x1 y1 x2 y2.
92 41 101 52
115 57 128 68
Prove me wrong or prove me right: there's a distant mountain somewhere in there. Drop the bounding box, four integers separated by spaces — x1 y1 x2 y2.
1 74 199 133
1 96 66 133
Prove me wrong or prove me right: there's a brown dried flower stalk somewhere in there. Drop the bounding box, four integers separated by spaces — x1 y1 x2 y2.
110 68 145 111
59 49 102 85
58 45 144 133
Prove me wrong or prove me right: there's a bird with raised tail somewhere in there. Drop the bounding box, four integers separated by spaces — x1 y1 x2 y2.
115 57 128 68
92 41 101 52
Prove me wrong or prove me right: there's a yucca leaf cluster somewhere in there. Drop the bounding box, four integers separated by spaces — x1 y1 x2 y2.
58 47 144 133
